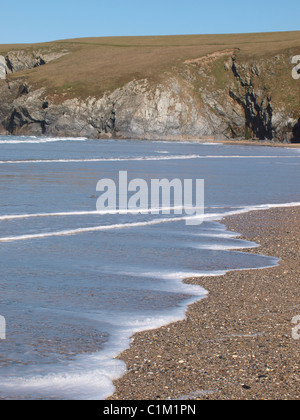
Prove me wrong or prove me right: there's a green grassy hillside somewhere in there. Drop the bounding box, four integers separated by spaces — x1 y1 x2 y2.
1 31 299 100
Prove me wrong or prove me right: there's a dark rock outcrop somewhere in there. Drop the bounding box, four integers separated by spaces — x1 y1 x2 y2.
0 50 298 141
230 59 275 140
5 49 68 74
292 119 300 143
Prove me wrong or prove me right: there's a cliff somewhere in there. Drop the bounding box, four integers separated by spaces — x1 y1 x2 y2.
0 33 299 141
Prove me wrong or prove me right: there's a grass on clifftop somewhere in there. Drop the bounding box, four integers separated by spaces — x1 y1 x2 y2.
1 31 300 100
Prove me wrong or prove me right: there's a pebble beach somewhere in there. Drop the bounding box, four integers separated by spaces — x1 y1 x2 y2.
111 206 300 400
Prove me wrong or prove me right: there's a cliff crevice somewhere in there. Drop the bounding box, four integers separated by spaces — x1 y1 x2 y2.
0 49 298 141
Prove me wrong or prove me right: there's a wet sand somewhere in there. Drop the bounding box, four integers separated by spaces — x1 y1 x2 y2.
111 206 300 400
210 140 300 148
113 135 300 148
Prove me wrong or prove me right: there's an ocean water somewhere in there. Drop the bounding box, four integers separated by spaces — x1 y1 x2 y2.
0 136 299 400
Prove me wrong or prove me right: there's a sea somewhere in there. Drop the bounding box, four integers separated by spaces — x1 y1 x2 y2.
0 136 299 400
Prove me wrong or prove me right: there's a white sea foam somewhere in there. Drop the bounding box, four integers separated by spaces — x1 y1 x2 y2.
0 154 299 164
0 206 199 221
0 357 126 400
0 262 211 400
197 232 241 238
0 313 186 400
194 242 259 250
0 137 88 144
0 216 197 242
0 238 278 400
0 201 286 399
0 293 209 400
1 202 300 243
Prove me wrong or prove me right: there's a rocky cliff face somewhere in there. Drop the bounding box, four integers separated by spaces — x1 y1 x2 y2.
228 56 296 141
3 49 68 74
0 49 298 141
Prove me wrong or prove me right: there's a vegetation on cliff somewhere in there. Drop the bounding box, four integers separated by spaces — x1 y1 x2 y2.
0 31 299 140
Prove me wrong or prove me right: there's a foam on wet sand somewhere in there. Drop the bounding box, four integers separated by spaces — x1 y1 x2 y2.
111 206 300 400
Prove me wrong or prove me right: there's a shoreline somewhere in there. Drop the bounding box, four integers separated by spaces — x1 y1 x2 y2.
115 137 300 148
110 206 300 400
0 132 300 148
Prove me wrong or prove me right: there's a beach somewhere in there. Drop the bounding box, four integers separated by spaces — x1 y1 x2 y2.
111 206 300 400
1 136 299 400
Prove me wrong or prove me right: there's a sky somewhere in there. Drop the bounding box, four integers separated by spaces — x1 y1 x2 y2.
1 0 299 44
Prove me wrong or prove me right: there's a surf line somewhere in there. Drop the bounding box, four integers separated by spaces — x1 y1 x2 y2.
0 155 300 164
0 215 198 242
0 206 202 221
0 137 88 144
1 202 300 243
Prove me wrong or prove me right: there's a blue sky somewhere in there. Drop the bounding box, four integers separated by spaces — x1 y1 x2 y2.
1 0 299 44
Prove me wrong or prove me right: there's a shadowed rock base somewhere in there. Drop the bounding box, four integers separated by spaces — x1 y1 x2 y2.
291 119 300 143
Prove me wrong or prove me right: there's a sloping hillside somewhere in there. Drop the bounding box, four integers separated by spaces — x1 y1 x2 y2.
0 32 299 141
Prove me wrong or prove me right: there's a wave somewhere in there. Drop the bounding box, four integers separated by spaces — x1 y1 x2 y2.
0 154 300 164
0 201 288 400
0 216 198 242
1 202 299 243
0 155 200 164
0 137 88 144
0 304 207 400
0 232 279 400
0 205 201 221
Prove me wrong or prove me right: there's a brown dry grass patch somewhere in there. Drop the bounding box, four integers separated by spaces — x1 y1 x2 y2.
1 31 299 99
